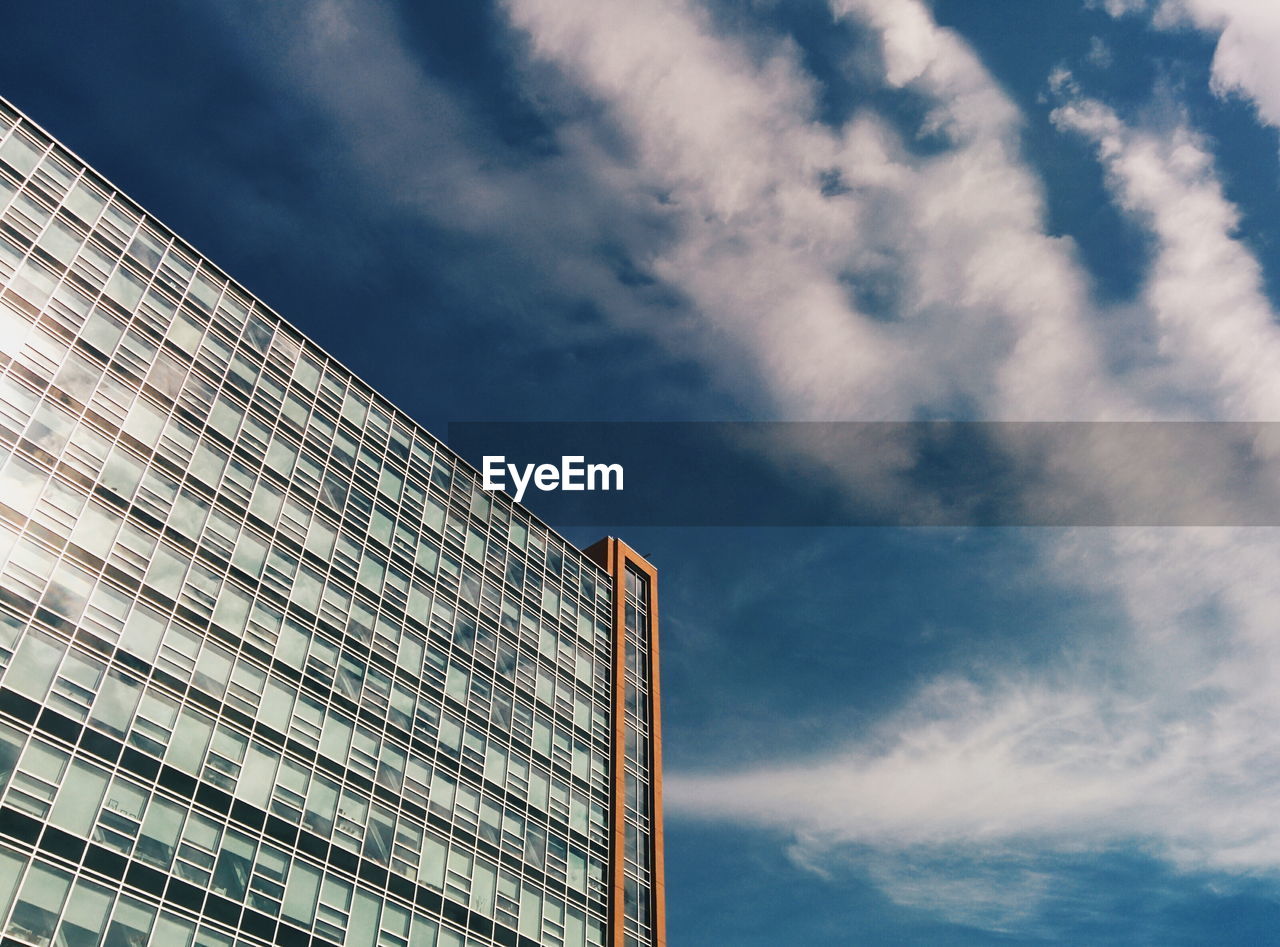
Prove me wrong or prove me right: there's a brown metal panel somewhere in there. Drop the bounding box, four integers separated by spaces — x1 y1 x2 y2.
585 537 665 947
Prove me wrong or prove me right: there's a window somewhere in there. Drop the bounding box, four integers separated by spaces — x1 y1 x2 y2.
175 813 222 886
48 759 109 836
282 861 321 928
136 796 184 869
94 776 147 854
103 895 155 947
54 878 113 947
6 629 64 702
248 844 289 916
7 862 72 946
7 739 68 820
212 829 254 899
312 875 350 941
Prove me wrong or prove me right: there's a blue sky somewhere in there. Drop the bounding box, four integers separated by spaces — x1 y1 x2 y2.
9 0 1280 942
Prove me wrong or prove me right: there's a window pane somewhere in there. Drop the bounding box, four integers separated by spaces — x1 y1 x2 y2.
137 797 185 869
419 833 447 892
8 862 72 945
151 913 195 947
103 895 155 947
57 879 114 947
346 890 379 947
283 861 321 925
237 743 279 808
0 849 26 925
88 669 142 738
49 759 109 835
7 630 64 701
0 723 24 794
212 830 254 900
304 775 339 836
409 915 439 947
166 708 213 773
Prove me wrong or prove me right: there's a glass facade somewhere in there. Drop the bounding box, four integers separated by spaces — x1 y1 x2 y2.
0 96 660 947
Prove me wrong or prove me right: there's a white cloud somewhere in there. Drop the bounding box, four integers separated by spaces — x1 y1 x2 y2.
669 527 1280 863
1156 0 1280 132
860 853 1056 934
1052 94 1280 420
505 0 1141 422
1087 35 1115 70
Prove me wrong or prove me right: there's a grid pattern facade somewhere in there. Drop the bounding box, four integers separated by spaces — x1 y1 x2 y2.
0 97 635 947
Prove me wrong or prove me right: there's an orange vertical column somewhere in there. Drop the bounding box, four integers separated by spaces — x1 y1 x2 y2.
585 537 666 947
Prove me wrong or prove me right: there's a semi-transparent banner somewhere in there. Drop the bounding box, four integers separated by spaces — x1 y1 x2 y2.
447 422 1280 526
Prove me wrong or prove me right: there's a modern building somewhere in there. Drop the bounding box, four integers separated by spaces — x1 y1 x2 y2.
0 96 664 947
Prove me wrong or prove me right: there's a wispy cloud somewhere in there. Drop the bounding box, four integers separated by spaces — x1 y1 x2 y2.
856 848 1057 935
506 0 1136 422
197 0 709 388
1053 84 1280 420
